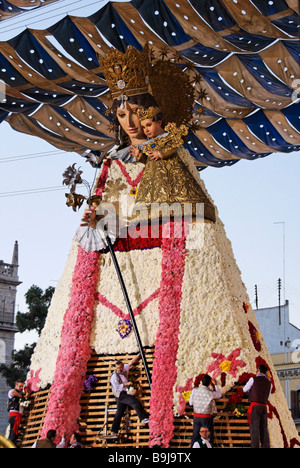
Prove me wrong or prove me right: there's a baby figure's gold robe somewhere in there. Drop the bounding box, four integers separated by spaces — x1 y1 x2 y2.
133 146 216 224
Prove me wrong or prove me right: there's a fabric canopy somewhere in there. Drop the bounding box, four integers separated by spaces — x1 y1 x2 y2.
0 0 299 169
0 0 60 21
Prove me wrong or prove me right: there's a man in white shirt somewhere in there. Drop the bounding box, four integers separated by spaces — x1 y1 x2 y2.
110 353 149 435
192 427 212 448
243 365 272 448
189 374 222 447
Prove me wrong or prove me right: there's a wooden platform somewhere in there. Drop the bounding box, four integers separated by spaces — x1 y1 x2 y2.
19 347 251 448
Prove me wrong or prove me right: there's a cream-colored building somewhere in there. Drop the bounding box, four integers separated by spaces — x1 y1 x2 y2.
255 301 300 434
273 352 300 433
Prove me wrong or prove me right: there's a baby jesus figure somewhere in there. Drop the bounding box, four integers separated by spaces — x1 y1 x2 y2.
129 107 168 162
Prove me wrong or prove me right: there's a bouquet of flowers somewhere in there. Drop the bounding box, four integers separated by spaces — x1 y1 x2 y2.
84 374 98 391
225 388 247 418
231 404 247 418
116 319 133 339
19 395 31 409
127 384 137 396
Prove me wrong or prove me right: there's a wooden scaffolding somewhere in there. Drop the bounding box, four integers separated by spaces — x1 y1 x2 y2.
19 347 251 448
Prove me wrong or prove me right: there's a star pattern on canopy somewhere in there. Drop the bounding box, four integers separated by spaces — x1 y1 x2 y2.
0 0 299 169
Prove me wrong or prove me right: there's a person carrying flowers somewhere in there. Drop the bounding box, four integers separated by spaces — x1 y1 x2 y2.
110 353 149 436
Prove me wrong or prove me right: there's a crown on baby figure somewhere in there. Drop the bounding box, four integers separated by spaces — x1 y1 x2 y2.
98 45 150 99
136 106 161 121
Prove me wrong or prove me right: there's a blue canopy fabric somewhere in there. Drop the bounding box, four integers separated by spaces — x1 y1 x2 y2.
0 0 299 168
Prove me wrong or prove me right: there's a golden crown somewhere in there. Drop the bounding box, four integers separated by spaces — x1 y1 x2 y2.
98 45 207 128
136 106 161 121
98 45 150 98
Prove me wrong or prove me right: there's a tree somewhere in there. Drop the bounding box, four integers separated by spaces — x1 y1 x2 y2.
0 285 54 387
0 344 35 388
16 285 55 336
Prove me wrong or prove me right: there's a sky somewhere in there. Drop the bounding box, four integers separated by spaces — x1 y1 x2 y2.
0 0 299 350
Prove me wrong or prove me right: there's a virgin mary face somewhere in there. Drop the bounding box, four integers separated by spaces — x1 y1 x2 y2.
116 102 145 144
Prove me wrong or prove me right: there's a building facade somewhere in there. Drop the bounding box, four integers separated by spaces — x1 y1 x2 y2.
255 301 300 433
0 242 21 435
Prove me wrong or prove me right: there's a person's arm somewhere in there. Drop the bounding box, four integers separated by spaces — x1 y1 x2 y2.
129 145 143 161
212 385 222 400
56 437 66 448
243 377 254 393
269 383 273 397
189 388 194 406
10 389 23 399
148 149 162 161
56 433 66 448
209 379 222 399
110 146 137 163
128 353 141 368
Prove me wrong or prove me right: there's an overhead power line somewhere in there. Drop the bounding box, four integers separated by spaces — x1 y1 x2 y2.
0 180 93 198
0 150 65 164
0 185 66 198
0 0 106 36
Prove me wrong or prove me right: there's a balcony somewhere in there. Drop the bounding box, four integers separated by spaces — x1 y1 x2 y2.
0 262 14 276
0 310 18 332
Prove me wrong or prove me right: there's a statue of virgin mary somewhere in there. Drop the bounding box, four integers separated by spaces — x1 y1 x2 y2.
28 45 299 449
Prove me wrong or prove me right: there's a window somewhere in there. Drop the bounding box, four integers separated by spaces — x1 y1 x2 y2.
291 390 300 419
0 339 5 364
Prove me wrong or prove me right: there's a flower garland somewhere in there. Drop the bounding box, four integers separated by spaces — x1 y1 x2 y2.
114 159 144 196
149 221 187 448
95 159 112 197
40 247 100 442
95 288 160 321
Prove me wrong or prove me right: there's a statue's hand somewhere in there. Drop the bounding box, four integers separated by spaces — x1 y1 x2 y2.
148 150 162 161
80 206 97 229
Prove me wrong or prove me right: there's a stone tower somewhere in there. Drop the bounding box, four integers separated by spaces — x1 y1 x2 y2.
0 241 21 435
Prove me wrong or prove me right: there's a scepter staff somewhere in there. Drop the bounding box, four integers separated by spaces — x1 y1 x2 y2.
105 233 152 390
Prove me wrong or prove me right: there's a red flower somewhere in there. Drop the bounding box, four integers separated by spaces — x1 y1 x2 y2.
228 388 244 405
248 321 261 351
238 372 255 385
194 373 205 388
